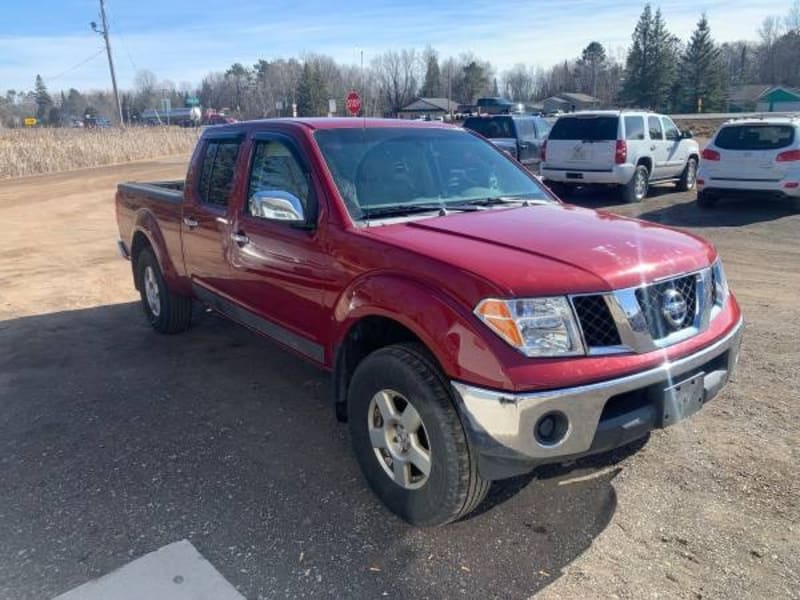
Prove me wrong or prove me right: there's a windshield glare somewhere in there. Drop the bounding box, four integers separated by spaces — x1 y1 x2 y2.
314 127 549 220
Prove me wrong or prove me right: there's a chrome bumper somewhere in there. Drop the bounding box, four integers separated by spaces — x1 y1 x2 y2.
451 318 743 466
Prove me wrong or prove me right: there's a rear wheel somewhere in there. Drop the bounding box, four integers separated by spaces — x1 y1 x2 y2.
135 248 192 334
347 343 489 526
676 158 698 192
622 165 649 203
697 190 718 209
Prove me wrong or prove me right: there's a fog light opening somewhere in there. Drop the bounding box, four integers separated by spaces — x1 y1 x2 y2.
534 411 569 447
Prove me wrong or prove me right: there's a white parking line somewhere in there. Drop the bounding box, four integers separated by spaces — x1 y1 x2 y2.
53 540 245 600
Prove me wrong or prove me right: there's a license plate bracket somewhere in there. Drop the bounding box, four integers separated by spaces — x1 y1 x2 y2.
661 372 706 427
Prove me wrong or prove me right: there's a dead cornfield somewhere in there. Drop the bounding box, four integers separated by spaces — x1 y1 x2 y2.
0 126 200 180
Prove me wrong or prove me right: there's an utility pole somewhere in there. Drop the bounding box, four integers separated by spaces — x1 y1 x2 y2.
91 0 124 127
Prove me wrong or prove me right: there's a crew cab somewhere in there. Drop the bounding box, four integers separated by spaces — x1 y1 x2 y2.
116 118 742 526
697 116 800 208
541 111 700 202
463 114 551 172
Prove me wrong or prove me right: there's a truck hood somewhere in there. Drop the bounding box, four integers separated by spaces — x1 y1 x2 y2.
365 203 715 296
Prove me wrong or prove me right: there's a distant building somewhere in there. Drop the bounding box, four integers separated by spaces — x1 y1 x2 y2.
542 92 600 114
727 85 800 112
398 97 459 119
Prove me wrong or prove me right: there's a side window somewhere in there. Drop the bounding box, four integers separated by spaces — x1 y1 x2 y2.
648 116 664 140
624 116 645 140
197 140 241 208
662 118 680 141
247 139 311 217
533 118 551 139
515 119 536 142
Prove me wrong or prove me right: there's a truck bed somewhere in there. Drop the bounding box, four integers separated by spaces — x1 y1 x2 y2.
117 180 184 203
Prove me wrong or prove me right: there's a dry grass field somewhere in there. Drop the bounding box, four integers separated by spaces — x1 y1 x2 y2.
0 126 200 180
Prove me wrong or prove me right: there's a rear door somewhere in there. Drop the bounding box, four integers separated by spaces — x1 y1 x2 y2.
544 115 619 174
647 116 669 179
707 124 796 181
661 116 688 177
181 133 243 293
514 117 539 167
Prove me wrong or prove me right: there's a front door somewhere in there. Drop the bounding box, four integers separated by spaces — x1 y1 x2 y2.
661 117 688 177
227 134 336 364
181 135 243 294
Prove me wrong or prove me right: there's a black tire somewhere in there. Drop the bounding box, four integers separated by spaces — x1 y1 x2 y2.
135 248 192 334
622 165 649 203
347 343 489 526
676 157 698 192
546 181 570 199
697 190 718 209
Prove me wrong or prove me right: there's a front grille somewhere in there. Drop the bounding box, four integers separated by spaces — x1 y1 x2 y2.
634 274 697 339
572 295 621 347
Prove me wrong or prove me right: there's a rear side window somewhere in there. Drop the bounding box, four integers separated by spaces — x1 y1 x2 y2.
464 117 515 139
197 139 242 208
648 117 663 140
624 116 645 140
715 125 795 150
548 116 619 141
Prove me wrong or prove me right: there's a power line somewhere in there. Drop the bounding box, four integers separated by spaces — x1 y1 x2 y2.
104 2 138 72
44 48 106 83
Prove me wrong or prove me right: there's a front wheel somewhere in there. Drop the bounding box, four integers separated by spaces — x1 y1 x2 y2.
622 165 649 203
676 157 698 192
347 343 489 526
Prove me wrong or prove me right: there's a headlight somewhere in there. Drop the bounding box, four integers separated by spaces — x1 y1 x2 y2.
711 259 729 308
474 297 585 357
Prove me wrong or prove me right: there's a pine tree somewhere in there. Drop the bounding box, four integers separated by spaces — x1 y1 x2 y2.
679 15 727 112
621 5 679 110
34 75 52 123
579 42 607 98
420 50 441 97
295 63 314 116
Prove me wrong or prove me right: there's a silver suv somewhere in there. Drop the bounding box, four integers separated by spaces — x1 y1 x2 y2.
541 111 700 202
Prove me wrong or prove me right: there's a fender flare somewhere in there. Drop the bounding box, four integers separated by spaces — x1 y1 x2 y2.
331 272 509 389
131 209 185 291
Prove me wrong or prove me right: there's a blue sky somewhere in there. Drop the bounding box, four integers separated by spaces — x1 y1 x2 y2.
0 0 790 93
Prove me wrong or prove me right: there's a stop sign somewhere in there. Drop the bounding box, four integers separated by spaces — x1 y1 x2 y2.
346 91 362 116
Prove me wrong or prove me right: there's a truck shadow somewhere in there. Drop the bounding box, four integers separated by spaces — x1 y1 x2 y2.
0 302 630 599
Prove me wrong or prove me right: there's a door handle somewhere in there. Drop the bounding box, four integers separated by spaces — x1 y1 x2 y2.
183 216 199 229
231 232 250 245
650 145 656 151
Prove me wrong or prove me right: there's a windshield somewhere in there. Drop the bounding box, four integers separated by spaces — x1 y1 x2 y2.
715 125 795 150
314 127 550 220
463 117 515 139
549 116 619 141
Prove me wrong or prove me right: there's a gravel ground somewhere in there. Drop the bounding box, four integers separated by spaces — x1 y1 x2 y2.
0 158 797 599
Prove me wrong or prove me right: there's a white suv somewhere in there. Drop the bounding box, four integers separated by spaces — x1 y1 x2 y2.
541 111 700 203
696 117 800 208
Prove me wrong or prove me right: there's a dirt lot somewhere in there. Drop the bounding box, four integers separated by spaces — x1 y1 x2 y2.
0 158 798 599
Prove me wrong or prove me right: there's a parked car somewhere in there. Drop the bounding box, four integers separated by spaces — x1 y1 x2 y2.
476 97 515 115
696 117 800 208
463 114 551 171
541 111 700 202
116 118 742 526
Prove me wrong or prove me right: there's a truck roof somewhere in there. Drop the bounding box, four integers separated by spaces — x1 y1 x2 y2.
203 117 454 135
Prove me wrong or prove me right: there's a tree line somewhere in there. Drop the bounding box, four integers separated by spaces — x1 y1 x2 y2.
1 2 798 127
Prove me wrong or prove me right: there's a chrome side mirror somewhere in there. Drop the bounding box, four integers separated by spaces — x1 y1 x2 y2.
249 190 306 223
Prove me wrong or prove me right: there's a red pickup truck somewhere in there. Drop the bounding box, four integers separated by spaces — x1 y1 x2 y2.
116 118 743 526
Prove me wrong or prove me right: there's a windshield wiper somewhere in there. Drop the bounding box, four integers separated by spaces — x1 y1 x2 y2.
360 203 480 219
464 195 551 207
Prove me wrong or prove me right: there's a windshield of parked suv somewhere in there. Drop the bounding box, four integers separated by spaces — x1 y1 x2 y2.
548 116 619 141
715 125 795 150
314 127 551 220
463 117 515 139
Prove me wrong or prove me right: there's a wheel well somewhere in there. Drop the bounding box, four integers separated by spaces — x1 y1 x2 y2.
688 153 699 163
333 316 430 422
637 156 652 173
130 232 152 289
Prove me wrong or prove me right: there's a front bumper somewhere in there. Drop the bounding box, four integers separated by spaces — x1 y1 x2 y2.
451 317 743 480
